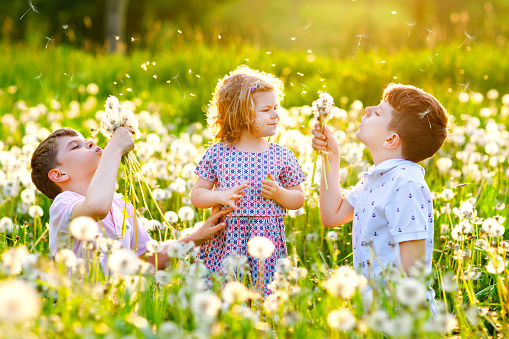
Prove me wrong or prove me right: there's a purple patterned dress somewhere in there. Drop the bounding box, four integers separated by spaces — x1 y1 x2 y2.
194 142 306 295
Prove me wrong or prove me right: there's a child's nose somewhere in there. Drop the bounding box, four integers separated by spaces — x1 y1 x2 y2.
86 140 95 148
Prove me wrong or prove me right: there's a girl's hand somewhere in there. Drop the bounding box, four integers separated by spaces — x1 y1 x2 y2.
261 172 281 200
218 182 249 210
109 127 135 156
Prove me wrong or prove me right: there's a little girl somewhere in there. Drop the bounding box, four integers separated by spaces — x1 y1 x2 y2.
191 66 306 295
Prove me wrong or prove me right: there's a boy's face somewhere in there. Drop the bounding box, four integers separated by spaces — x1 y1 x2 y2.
356 100 395 150
251 91 280 138
53 135 103 181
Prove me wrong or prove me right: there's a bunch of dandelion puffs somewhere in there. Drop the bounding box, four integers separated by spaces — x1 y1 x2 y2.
92 95 173 247
311 92 338 189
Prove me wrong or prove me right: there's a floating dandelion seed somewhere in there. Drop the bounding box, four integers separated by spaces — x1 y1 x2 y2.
297 72 304 76
460 78 471 92
458 30 475 48
418 108 433 128
125 74 130 78
62 24 68 36
34 73 43 87
44 36 55 48
19 0 39 20
355 33 369 46
218 34 222 39
113 35 120 41
302 24 311 37
425 28 437 41
172 74 180 87
406 22 415 36
266 51 272 55
130 37 136 42
391 10 397 14
428 53 438 63
177 30 182 34
153 75 157 79
64 72 75 85
126 88 132 92
152 61 156 65
291 37 296 41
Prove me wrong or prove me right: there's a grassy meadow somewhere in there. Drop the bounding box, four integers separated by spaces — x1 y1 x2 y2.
1 36 509 338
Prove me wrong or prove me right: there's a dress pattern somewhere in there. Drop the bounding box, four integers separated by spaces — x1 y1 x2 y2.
194 142 306 295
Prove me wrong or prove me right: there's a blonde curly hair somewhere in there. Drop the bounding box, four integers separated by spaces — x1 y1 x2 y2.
207 65 284 144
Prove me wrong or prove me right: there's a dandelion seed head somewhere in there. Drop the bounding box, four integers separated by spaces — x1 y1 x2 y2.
69 216 98 241
247 236 275 260
177 206 195 221
396 277 427 307
327 308 356 330
108 249 139 276
0 279 41 323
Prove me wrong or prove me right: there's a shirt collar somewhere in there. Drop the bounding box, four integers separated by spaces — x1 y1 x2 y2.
366 158 420 175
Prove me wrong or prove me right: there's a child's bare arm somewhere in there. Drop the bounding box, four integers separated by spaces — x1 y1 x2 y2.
191 177 249 210
311 123 354 227
72 128 134 220
143 207 232 269
261 174 304 210
399 239 426 275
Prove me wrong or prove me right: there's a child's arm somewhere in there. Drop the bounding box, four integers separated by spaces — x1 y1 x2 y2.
261 173 304 210
191 177 249 210
399 239 426 275
143 207 232 269
72 128 134 220
311 123 354 227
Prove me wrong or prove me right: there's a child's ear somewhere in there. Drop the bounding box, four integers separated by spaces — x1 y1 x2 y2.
383 132 401 149
48 169 69 183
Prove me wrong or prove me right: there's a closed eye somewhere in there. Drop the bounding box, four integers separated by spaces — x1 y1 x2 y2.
72 145 79 150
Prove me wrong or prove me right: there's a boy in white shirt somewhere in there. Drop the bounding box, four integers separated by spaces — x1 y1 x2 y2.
311 83 449 310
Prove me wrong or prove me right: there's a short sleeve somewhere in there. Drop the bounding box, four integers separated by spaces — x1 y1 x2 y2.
345 181 362 207
194 144 217 183
279 150 306 187
385 182 429 243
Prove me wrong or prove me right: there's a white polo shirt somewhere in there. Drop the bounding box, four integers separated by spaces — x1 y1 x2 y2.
346 158 434 279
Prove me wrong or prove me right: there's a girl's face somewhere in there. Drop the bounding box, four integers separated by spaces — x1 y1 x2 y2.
251 91 280 138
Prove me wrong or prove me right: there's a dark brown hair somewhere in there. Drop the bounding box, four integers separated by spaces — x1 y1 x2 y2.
30 128 80 199
383 83 449 163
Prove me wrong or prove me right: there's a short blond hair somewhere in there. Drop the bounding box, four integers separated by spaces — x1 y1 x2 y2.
207 65 284 144
383 83 449 163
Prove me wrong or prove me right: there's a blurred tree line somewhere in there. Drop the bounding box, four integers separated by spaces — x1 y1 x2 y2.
1 0 508 55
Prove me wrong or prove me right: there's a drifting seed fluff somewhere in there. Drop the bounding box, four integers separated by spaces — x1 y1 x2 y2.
207 65 284 145
0 279 41 323
395 277 427 307
108 249 139 276
92 95 140 139
247 236 275 260
69 216 98 241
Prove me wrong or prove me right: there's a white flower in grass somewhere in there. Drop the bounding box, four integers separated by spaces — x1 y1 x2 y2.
164 211 178 223
20 188 35 204
188 261 207 277
28 205 43 218
305 232 318 242
146 239 162 253
247 236 275 260
288 207 305 218
383 314 413 337
436 157 453 173
108 249 139 276
366 309 389 332
441 188 454 201
166 241 185 259
486 255 506 274
55 249 77 267
155 271 171 285
0 217 13 234
0 279 41 323
275 257 292 274
326 230 338 241
475 239 488 251
396 277 427 307
180 228 194 238
441 272 458 292
191 292 222 323
322 266 359 299
327 308 356 331
2 247 29 275
145 219 163 231
69 216 98 241
423 313 458 333
178 206 195 221
263 291 288 313
482 218 501 235
159 321 183 337
222 281 249 304
289 267 308 280
152 188 166 201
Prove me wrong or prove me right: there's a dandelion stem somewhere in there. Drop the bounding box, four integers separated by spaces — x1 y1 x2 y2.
29 228 48 252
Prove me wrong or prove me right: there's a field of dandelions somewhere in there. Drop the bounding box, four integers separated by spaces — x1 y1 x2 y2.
1 43 509 338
